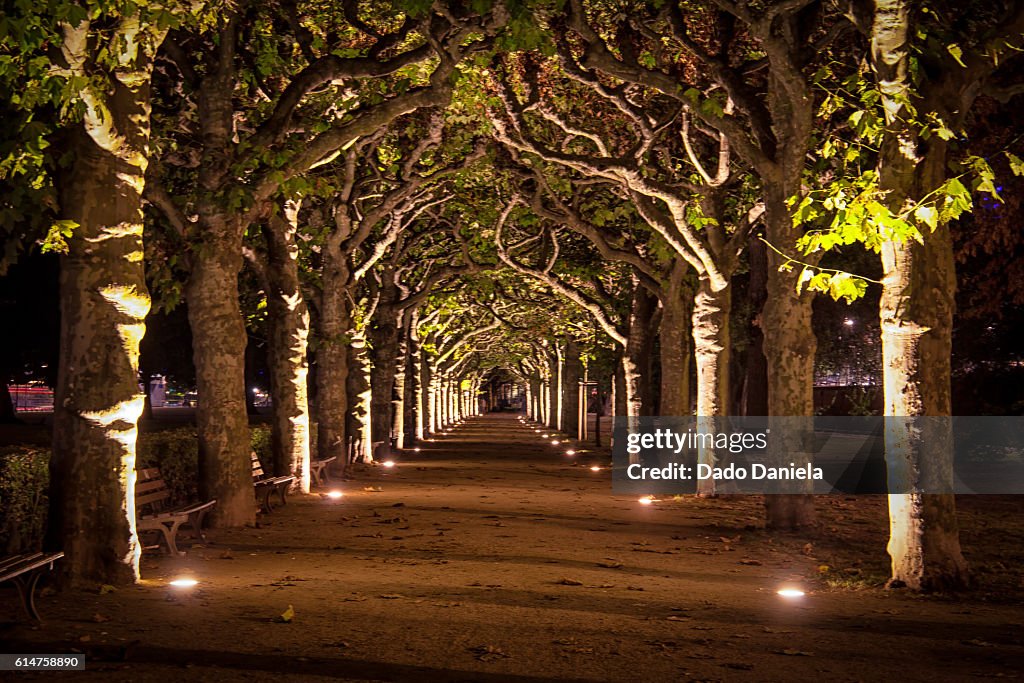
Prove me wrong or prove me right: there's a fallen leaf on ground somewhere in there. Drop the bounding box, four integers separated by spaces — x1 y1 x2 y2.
558 578 584 586
275 605 295 623
470 645 510 662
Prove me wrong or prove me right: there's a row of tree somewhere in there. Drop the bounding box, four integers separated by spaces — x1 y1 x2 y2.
1 0 1022 592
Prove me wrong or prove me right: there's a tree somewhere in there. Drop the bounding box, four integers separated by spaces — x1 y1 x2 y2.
0 0 209 583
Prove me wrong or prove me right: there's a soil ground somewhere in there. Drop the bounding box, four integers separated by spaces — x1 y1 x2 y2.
2 413 1024 682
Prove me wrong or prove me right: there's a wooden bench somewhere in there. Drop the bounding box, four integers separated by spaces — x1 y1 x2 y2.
136 468 217 556
309 456 337 486
0 551 63 621
252 453 295 513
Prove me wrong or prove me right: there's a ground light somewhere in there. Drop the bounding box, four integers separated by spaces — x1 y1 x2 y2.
777 588 805 598
638 495 655 505
590 465 601 472
169 578 198 588
382 460 395 468
551 439 560 445
326 490 344 499
565 449 576 456
414 448 421 452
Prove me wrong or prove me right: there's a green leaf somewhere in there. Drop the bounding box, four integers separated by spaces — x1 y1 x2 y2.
947 44 966 67
913 205 938 230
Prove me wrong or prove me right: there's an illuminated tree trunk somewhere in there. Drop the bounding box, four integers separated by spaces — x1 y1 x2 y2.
316 261 350 475
693 277 732 496
394 313 412 449
346 336 372 462
762 184 817 529
562 340 582 437
870 0 968 590
659 263 693 416
263 220 310 492
548 351 560 430
50 127 151 584
408 314 424 443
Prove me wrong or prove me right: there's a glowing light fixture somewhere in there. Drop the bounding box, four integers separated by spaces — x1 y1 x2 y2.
551 440 560 446
382 460 395 468
590 466 602 472
326 490 344 499
777 588 805 598
170 578 198 588
414 448 421 453
638 495 655 505
565 450 576 456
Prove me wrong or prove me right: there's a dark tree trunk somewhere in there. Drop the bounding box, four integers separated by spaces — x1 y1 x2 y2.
624 286 657 418
369 283 402 450
761 183 817 529
186 230 255 527
316 254 350 476
0 374 16 423
742 235 769 416
659 262 693 417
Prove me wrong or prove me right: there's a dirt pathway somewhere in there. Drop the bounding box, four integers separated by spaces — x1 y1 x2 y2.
3 413 1023 681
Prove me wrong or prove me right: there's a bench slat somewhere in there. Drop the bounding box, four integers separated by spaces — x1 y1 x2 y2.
0 552 64 581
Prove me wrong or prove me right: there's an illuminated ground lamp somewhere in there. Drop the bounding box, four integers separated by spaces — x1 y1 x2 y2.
382 460 395 468
534 428 541 432
551 440 560 446
414 448 422 453
565 449 576 456
169 578 198 589
590 465 602 472
638 495 655 505
326 490 344 500
777 587 806 599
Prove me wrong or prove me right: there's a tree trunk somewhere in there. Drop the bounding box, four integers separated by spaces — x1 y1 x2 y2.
346 335 372 462
263 221 311 491
186 229 255 527
369 298 401 451
659 262 693 416
50 125 151 584
761 183 817 529
692 277 732 496
316 257 350 476
394 312 412 450
548 351 560 430
562 340 582 437
1 373 18 423
869 0 967 587
624 286 657 419
742 235 769 416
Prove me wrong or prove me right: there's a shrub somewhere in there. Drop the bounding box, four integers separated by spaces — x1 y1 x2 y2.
0 446 49 554
137 427 199 505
